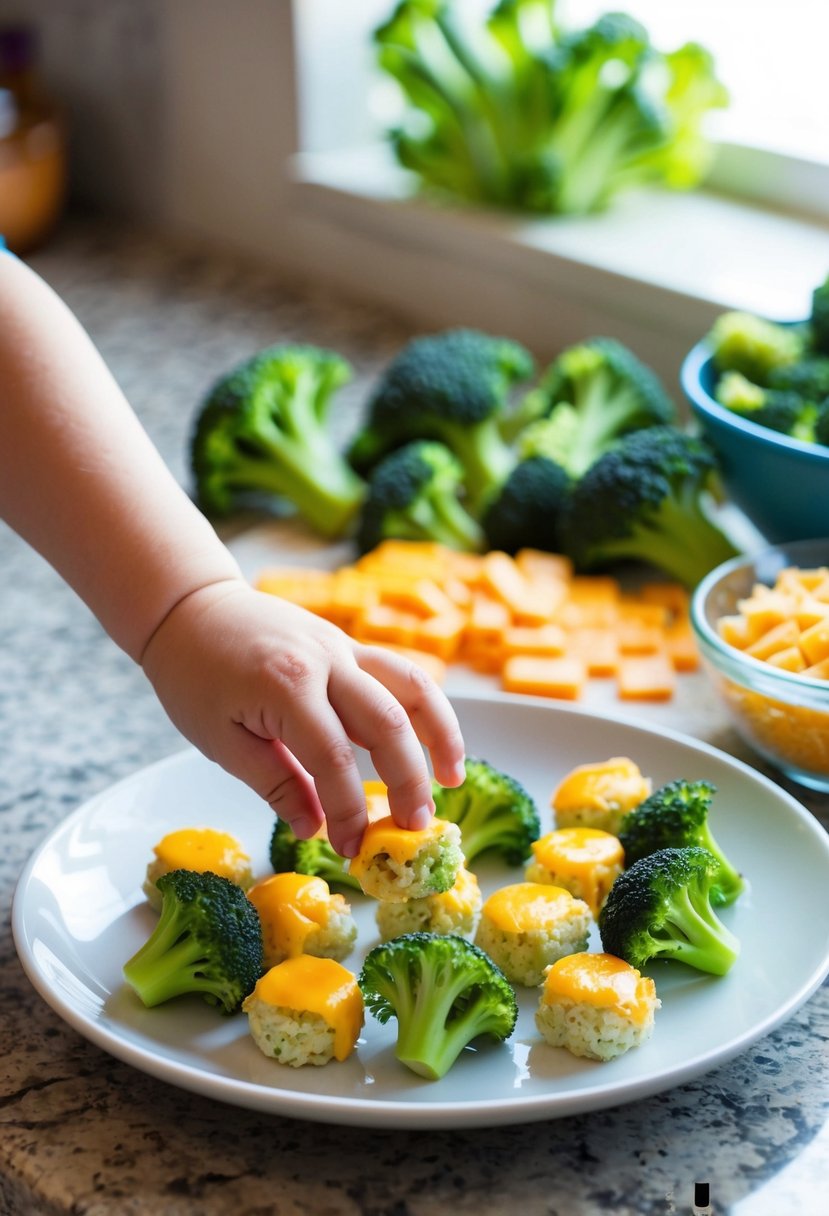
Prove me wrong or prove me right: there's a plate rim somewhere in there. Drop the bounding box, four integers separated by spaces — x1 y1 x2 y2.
13 693 829 1129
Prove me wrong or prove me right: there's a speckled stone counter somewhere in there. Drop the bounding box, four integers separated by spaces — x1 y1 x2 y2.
1 220 827 1216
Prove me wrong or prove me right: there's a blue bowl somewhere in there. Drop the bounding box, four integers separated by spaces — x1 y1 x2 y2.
680 333 829 544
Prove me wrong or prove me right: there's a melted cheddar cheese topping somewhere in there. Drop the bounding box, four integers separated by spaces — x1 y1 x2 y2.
254 956 363 1060
541 952 656 1026
531 828 623 911
482 882 581 933
348 814 452 878
153 828 250 878
247 873 332 958
552 757 651 814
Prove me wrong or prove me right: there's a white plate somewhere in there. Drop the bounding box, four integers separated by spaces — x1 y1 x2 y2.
13 694 829 1129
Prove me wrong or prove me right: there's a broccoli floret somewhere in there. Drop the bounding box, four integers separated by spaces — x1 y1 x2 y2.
618 779 745 906
598 846 740 975
481 454 571 554
715 371 818 441
768 356 829 401
190 344 365 537
433 756 540 865
123 870 263 1014
349 329 533 512
359 931 518 1079
374 2 724 216
810 273 829 356
560 425 739 588
807 398 826 447
516 338 676 477
356 440 485 555
707 312 806 385
269 818 362 893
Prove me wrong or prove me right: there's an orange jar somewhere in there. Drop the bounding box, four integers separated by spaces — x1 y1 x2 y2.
0 25 66 252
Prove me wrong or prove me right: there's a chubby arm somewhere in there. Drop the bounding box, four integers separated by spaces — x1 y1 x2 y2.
0 254 465 854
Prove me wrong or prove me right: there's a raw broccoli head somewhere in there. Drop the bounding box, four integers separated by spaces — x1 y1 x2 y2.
598 846 740 975
269 818 362 893
433 756 541 865
356 440 485 555
811 273 829 356
359 931 518 1079
560 425 739 588
123 870 263 1014
768 356 829 401
349 329 533 512
815 400 829 448
707 312 806 386
482 454 571 554
190 343 365 537
715 371 818 441
619 779 746 906
374 1 724 217
520 337 676 477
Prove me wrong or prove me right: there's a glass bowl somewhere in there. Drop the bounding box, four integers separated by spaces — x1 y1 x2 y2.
691 538 829 793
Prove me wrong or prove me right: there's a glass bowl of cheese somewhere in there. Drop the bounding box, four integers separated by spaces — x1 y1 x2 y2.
691 539 829 793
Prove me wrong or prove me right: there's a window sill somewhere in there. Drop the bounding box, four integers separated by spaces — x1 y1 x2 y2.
289 144 829 387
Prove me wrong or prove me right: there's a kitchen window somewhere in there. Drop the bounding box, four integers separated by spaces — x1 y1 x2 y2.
288 0 829 380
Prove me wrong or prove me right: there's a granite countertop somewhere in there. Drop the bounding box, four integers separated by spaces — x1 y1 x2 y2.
1 220 827 1216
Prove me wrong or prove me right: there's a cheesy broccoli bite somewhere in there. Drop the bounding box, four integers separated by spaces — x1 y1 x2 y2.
246 872 357 969
144 827 253 910
535 952 660 1061
376 863 482 941
243 955 363 1067
348 814 463 903
526 828 624 918
552 757 651 836
475 882 591 987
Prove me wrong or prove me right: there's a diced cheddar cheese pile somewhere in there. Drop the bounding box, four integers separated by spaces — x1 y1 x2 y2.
256 541 698 702
718 564 829 677
711 563 829 779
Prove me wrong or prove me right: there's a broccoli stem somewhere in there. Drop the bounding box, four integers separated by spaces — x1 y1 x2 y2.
395 964 489 1079
659 885 739 975
699 824 745 906
594 490 738 588
123 908 217 1007
446 417 516 512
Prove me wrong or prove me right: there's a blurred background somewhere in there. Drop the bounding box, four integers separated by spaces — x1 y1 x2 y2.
1 0 828 379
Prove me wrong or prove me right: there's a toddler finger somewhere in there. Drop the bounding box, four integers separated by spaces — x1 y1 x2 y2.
329 665 436 832
219 727 325 840
277 696 369 857
355 646 466 788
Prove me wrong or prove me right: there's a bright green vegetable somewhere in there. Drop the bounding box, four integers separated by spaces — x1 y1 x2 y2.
598 846 740 975
513 337 676 476
561 425 739 588
123 870 263 1014
348 328 533 512
707 311 806 386
618 779 746 906
356 440 485 554
481 453 570 554
191 344 365 537
374 0 727 216
269 819 362 893
715 371 819 442
433 756 540 864
359 932 518 1079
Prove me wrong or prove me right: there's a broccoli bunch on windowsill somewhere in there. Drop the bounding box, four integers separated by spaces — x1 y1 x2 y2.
372 0 728 218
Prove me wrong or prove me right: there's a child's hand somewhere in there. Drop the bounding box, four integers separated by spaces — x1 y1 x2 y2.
141 579 466 857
